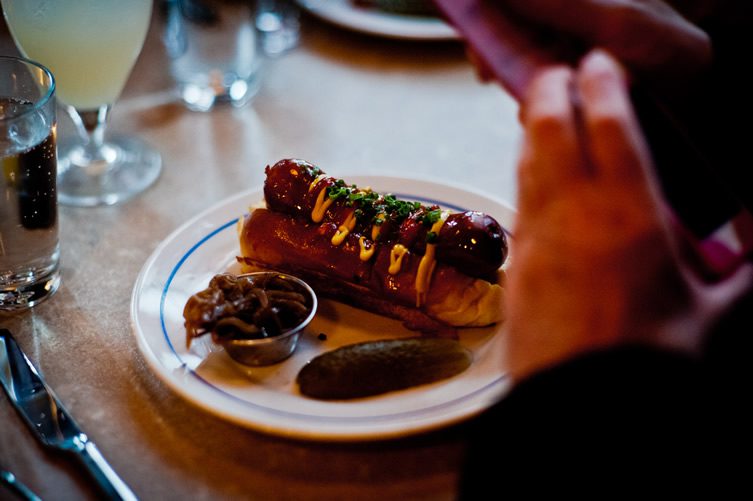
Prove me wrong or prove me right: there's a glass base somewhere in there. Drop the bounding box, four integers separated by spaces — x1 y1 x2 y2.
57 134 162 207
0 269 60 311
177 72 261 112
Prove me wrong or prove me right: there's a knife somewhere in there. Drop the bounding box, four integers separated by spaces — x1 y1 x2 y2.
0 329 138 501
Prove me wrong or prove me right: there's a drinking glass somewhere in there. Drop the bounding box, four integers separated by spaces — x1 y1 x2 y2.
255 0 300 57
1 56 59 310
163 0 264 112
1 0 161 207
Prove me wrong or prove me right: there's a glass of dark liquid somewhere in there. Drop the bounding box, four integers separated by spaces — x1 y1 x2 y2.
1 56 59 311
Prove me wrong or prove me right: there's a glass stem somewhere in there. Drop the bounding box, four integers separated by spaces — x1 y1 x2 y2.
64 104 115 174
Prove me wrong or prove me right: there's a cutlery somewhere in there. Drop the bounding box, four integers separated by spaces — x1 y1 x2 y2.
1 469 42 501
0 329 138 501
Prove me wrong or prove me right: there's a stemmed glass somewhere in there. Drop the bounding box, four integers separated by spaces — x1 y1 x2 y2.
1 0 161 207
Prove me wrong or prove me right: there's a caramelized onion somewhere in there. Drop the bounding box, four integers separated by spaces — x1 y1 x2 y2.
183 273 314 345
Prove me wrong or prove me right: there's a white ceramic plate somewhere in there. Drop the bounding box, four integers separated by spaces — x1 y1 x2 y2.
131 176 515 441
295 0 459 40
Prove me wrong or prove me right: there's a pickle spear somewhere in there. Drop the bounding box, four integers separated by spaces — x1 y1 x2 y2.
296 338 472 400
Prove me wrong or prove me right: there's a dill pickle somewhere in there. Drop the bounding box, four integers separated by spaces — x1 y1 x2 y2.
296 338 472 400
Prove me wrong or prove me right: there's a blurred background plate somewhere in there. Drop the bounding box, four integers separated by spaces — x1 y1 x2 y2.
295 0 459 40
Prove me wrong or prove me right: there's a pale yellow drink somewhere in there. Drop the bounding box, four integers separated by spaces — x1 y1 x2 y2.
1 0 152 110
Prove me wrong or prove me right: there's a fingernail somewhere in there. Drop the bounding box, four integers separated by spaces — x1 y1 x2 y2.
580 49 627 85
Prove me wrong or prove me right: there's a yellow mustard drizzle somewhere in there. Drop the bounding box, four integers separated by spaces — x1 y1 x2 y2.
308 174 326 192
311 187 333 223
331 211 357 246
371 213 386 241
358 236 375 261
388 244 409 275
415 211 449 307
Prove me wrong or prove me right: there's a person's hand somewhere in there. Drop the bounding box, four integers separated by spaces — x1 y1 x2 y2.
435 0 713 102
504 50 753 382
500 0 712 91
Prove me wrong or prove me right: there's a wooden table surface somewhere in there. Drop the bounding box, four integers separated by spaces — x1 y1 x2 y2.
1 5 520 500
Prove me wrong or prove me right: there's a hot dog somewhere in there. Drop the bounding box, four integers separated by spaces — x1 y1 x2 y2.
238 159 508 335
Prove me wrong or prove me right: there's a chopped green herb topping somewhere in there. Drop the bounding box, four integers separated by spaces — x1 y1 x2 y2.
421 209 442 227
348 190 379 205
321 177 428 227
381 195 421 219
426 231 438 243
327 183 352 201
